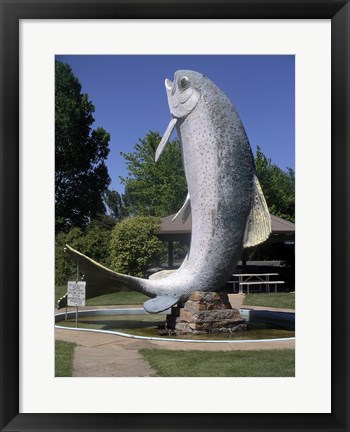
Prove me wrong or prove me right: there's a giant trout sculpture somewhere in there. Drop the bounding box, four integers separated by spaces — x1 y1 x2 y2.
63 70 271 313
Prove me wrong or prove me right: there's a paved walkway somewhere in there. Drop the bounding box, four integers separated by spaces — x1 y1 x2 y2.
55 294 295 377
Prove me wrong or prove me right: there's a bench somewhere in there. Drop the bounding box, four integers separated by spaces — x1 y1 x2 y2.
239 281 285 294
226 280 239 292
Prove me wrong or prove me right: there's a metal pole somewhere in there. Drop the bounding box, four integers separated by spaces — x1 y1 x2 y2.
76 262 79 328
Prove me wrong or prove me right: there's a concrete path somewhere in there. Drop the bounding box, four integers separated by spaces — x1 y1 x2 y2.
55 295 295 377
228 293 245 309
55 328 157 377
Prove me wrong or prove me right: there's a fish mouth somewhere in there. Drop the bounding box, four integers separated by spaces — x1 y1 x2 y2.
165 78 176 95
165 78 172 90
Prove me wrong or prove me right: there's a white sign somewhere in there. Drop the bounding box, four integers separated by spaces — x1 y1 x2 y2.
67 281 86 307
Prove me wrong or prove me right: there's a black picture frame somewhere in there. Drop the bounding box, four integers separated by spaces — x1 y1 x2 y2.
1 1 349 431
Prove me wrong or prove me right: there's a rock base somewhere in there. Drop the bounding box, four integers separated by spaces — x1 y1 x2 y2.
165 291 247 335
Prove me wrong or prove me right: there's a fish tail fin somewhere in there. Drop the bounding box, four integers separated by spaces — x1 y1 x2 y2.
62 244 155 306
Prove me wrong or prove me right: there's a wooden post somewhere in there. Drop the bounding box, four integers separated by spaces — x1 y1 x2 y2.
242 250 247 271
168 241 174 268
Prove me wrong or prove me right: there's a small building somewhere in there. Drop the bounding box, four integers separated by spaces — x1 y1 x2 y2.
155 213 295 268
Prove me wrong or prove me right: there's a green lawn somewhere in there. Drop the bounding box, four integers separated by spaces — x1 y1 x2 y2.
140 348 295 377
86 291 149 306
55 285 68 305
55 340 76 377
55 285 149 307
56 286 295 310
243 292 295 310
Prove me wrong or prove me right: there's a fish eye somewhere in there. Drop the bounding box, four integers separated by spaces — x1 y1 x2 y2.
178 76 190 90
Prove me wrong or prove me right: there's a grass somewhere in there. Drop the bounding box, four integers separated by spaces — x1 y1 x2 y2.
140 348 295 377
55 285 149 307
86 291 149 306
55 284 68 304
56 286 295 310
55 340 76 377
56 313 166 333
243 292 295 310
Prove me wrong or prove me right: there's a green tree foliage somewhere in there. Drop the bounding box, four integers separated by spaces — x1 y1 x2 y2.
104 189 128 221
119 131 294 222
255 146 295 222
55 218 114 285
109 217 166 277
55 60 111 232
120 131 187 217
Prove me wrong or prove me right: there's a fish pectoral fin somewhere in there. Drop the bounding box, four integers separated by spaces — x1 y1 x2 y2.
155 117 177 162
172 193 191 223
149 269 177 280
143 295 179 314
243 175 272 248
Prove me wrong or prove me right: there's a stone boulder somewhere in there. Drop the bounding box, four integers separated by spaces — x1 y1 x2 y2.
166 291 247 335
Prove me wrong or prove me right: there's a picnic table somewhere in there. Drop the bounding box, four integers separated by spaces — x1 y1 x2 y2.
228 273 284 294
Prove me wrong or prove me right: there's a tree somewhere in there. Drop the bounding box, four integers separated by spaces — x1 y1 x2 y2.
55 60 111 232
104 189 128 221
120 131 187 217
109 217 166 277
119 131 294 222
55 218 115 285
255 146 295 222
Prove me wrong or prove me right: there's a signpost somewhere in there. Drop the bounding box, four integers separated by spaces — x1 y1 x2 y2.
67 281 86 327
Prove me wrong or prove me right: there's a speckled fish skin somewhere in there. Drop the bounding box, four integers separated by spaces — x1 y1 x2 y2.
147 70 255 298
64 71 264 314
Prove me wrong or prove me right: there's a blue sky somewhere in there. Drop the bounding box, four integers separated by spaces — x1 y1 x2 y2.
56 55 295 194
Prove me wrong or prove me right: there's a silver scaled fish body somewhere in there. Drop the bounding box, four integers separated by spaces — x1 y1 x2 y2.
64 70 271 313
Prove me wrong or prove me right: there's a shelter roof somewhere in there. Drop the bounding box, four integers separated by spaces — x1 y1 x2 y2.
155 213 295 243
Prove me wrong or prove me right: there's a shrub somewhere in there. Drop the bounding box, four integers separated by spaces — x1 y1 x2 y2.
55 218 115 285
109 216 165 277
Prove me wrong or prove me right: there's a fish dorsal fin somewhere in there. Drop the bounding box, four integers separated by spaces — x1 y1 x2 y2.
172 193 191 223
144 295 179 314
243 175 272 248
